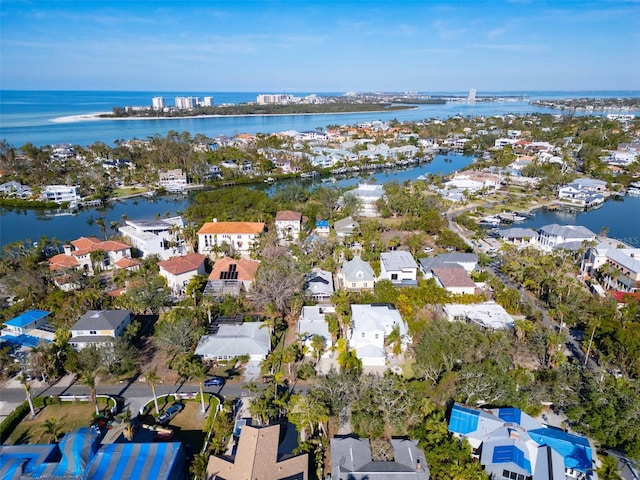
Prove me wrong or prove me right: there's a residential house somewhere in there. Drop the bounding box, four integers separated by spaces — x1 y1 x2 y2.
331 437 429 480
582 241 640 292
537 224 597 252
1 309 55 345
0 428 185 480
206 424 308 480
195 319 270 362
41 185 79 204
499 227 539 247
158 169 188 191
197 220 265 256
69 310 132 350
275 210 303 240
419 253 478 277
338 256 376 292
315 220 330 236
298 305 334 359
48 237 136 276
431 267 477 295
118 216 187 260
334 216 359 238
449 403 596 480
204 257 259 298
442 302 515 329
349 304 410 367
305 268 334 302
0 180 32 199
343 184 385 217
379 250 418 287
158 253 207 296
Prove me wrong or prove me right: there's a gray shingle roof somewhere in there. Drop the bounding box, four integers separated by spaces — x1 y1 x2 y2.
71 310 131 332
539 224 596 239
342 256 375 282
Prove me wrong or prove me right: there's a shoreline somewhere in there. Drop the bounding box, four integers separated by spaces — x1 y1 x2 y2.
49 106 418 124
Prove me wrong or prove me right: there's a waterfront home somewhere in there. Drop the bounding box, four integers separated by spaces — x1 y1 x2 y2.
331 437 429 480
158 169 188 191
158 253 207 296
498 227 538 247
48 237 135 275
203 257 259 298
338 256 376 291
449 403 596 480
379 250 418 287
315 220 330 236
41 185 79 204
298 305 334 359
207 425 308 480
537 224 597 252
304 268 334 302
0 180 32 199
69 310 132 350
197 219 265 256
349 304 411 367
275 210 303 241
195 319 270 362
118 216 186 260
442 302 515 329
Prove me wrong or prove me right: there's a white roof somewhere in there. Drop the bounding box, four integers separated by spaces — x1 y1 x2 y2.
351 304 407 336
443 302 514 329
195 322 270 357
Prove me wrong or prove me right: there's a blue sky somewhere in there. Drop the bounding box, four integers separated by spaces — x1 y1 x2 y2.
1 0 639 92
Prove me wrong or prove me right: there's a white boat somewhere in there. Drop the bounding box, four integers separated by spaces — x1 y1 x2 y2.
627 187 640 196
264 177 276 183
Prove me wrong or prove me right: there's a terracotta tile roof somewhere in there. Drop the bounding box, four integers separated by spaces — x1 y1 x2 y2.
48 253 81 271
275 210 302 222
71 237 130 253
158 253 206 275
198 221 265 235
208 257 259 281
432 267 476 288
114 257 141 269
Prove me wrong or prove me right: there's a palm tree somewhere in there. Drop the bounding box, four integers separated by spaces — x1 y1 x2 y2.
95 217 107 240
81 370 100 416
190 452 210 479
19 373 36 417
43 416 62 442
146 367 160 415
310 334 326 364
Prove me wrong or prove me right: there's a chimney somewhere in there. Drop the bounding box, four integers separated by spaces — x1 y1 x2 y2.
63 245 72 256
417 459 422 471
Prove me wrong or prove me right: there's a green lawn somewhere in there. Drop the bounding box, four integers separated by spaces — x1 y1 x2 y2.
5 400 109 445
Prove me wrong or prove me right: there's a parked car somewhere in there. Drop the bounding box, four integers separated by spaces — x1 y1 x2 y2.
423 247 434 253
156 402 184 425
204 376 225 387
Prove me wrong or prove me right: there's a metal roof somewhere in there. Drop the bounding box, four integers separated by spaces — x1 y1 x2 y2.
4 309 50 328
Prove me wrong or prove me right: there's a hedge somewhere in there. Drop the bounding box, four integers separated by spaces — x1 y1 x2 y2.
0 396 57 443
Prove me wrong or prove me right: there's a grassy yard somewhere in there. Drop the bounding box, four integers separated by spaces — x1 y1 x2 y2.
5 400 109 445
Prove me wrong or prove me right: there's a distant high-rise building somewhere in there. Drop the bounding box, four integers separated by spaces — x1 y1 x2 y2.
202 96 214 107
468 89 477 102
175 96 197 110
152 96 165 109
256 94 293 105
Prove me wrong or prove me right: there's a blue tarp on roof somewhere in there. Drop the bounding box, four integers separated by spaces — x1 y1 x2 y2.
84 442 185 480
492 445 532 473
4 310 50 328
497 407 522 425
449 404 480 434
529 427 592 473
0 334 49 347
0 444 59 480
31 427 100 478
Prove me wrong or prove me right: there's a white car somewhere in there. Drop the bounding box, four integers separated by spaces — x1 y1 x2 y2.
423 247 434 253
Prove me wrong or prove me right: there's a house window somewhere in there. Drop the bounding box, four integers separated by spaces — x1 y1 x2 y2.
375 333 379 339
391 273 398 280
90 330 96 335
351 283 356 288
362 332 365 338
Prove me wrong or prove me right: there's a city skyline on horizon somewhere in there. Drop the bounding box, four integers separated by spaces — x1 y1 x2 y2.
1 1 639 93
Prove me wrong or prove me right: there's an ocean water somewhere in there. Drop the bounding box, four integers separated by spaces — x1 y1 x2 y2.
1 90 638 147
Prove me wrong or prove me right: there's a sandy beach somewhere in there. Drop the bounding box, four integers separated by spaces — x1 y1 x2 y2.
49 107 415 124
